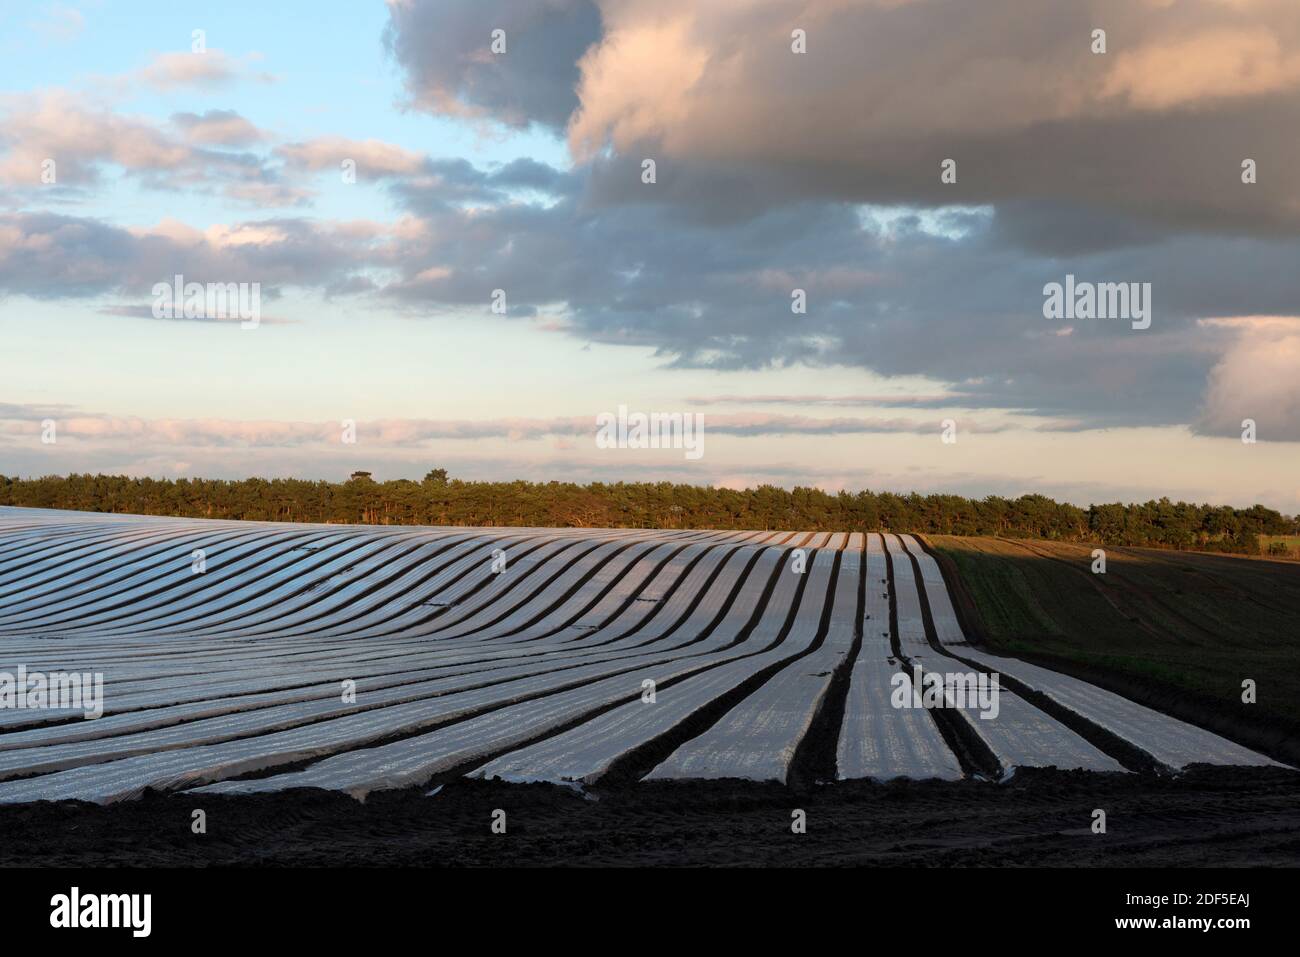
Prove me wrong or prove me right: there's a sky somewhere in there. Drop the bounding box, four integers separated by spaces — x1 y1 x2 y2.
0 0 1297 513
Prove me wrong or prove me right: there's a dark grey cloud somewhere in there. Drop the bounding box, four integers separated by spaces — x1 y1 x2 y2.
7 151 1300 438
383 0 602 130
0 213 372 298
370 160 1300 431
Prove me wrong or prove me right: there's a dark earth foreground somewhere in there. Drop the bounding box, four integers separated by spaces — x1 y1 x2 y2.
2 766 1297 867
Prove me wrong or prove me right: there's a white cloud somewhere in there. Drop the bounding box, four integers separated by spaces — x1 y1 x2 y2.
1196 317 1300 440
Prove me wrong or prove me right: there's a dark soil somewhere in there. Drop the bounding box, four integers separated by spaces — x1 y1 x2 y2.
2 766 1298 867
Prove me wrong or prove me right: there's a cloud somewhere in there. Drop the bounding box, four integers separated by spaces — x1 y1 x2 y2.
6 2 1300 447
557 0 1300 234
0 212 381 298
0 403 1010 449
276 136 426 177
687 394 970 409
385 0 1300 235
366 162 1300 431
1194 317 1300 440
383 0 603 130
695 413 1015 437
29 4 85 42
6 135 1300 441
1100 27 1300 108
0 92 304 204
171 110 266 147
134 50 265 91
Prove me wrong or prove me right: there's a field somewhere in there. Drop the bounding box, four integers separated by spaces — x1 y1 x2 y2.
1260 535 1300 559
926 535 1300 767
0 507 1296 866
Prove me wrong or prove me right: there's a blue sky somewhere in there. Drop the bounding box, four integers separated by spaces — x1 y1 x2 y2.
1 0 1297 512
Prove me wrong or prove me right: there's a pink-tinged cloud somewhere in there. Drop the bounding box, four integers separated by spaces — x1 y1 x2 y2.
0 404 1048 448
135 50 263 91
276 137 427 176
0 92 302 204
1100 27 1300 109
552 0 1300 233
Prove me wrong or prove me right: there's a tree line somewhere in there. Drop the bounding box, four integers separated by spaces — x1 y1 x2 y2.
2 471 1295 554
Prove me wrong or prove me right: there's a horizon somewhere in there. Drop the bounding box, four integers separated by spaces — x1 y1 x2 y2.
2 1 1298 512
4 469 1295 522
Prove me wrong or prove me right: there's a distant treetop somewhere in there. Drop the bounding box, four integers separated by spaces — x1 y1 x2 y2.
0 472 1294 555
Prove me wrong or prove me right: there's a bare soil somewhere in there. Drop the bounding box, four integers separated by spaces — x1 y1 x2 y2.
2 767 1297 867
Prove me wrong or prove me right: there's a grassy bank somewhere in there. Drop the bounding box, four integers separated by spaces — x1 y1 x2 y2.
927 535 1300 760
